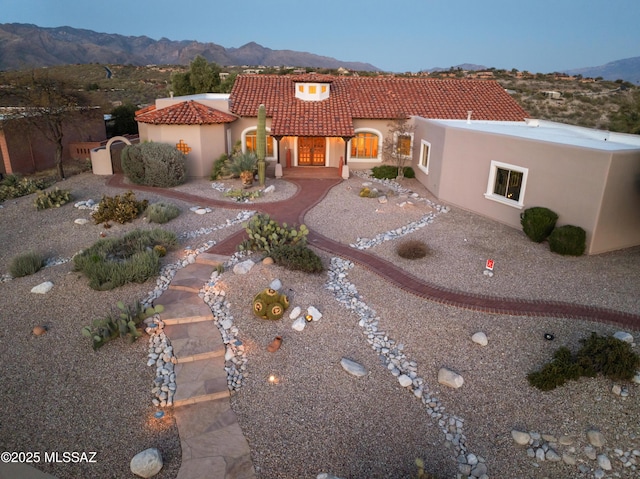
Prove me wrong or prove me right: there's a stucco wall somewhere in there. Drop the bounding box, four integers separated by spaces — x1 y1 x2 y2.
592 150 640 253
412 119 620 253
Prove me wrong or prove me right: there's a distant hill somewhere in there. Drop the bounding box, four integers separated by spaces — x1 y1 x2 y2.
0 23 380 72
425 63 488 73
563 56 640 84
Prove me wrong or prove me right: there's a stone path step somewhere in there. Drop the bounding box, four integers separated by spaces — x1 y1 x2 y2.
159 290 214 325
169 262 217 293
164 321 225 360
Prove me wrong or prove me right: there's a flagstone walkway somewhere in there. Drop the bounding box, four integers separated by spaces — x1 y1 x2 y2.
105 173 640 479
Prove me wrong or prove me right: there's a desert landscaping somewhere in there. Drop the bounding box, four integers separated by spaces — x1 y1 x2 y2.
0 169 639 479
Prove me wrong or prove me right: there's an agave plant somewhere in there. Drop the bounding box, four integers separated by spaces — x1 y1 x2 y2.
225 151 258 186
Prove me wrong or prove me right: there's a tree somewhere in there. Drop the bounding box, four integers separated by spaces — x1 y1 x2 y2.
170 56 222 95
381 113 415 179
109 103 139 137
608 90 640 134
2 70 92 179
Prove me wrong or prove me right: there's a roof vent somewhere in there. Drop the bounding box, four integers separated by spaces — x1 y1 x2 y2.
466 111 472 124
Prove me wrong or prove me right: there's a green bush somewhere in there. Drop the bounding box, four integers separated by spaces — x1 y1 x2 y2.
34 188 73 210
371 165 415 179
73 228 177 290
269 244 324 273
520 207 559 242
9 252 45 278
576 332 640 381
81 301 164 350
548 225 586 256
210 153 229 180
527 333 639 391
92 191 149 225
121 141 187 187
238 213 308 254
0 175 48 203
145 201 180 224
397 239 429 259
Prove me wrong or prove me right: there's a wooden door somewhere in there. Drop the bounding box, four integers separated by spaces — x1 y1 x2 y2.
298 137 326 166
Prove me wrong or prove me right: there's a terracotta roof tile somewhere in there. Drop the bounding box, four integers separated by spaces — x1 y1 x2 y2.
230 75 529 137
136 100 237 125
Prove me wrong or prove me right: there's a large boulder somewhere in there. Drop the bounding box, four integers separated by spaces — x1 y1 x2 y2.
130 447 163 478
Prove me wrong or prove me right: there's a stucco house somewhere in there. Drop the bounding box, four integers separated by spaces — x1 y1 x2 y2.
412 118 640 254
129 74 640 254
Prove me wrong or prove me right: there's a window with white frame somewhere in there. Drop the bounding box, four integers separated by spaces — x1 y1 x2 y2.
418 140 431 174
348 129 382 162
484 160 528 208
244 129 275 158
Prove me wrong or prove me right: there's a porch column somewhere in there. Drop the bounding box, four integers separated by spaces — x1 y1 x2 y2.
342 136 352 165
273 136 283 164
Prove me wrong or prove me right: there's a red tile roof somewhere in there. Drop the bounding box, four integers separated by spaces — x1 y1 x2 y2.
230 75 529 137
136 100 237 125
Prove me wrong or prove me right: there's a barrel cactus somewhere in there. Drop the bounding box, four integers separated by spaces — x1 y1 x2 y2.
253 287 289 320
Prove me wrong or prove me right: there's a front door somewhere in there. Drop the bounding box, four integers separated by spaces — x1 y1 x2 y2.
298 137 326 166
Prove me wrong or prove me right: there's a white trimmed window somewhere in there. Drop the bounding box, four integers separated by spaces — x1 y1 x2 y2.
418 140 431 174
484 160 528 208
242 128 275 159
348 129 382 162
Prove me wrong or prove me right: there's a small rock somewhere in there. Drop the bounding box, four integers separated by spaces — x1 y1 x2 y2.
377 195 388 204
269 278 282 291
194 208 208 215
262 257 274 265
130 448 163 478
340 358 368 377
307 306 322 321
317 474 344 479
32 325 47 336
562 453 577 465
263 185 275 194
74 218 89 225
511 430 531 446
612 384 622 395
584 446 597 460
289 306 302 320
438 367 464 388
597 454 612 471
291 316 306 332
471 331 488 346
546 449 561 461
31 281 54 294
587 429 606 447
613 331 634 343
398 374 413 387
233 259 255 275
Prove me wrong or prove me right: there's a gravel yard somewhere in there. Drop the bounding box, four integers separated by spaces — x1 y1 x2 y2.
0 171 638 479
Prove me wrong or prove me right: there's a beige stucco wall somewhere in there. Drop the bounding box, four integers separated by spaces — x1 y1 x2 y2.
142 123 228 178
412 118 623 254
591 150 640 253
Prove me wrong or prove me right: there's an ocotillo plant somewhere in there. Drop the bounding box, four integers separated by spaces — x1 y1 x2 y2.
257 103 267 186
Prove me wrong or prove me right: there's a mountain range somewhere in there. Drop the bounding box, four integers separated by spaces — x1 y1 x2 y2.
0 23 378 72
0 23 638 84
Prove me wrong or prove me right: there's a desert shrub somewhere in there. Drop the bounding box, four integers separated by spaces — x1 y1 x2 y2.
73 228 177 290
238 213 308 254
548 225 586 256
528 333 639 391
91 191 149 225
371 165 415 179
397 239 429 259
121 141 187 187
81 301 164 350
34 188 73 210
145 201 180 224
520 207 558 242
269 244 324 273
9 252 45 278
575 332 640 381
0 175 48 202
210 153 229 180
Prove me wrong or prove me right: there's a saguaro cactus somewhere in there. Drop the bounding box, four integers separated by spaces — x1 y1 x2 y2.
257 104 267 186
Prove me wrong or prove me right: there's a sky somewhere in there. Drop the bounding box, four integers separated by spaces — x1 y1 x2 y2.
3 0 640 73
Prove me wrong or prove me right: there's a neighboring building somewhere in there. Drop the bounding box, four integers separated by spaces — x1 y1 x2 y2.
412 118 640 254
0 108 106 175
